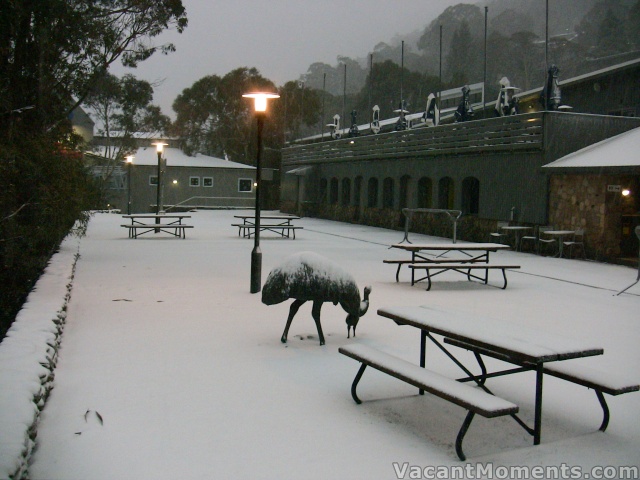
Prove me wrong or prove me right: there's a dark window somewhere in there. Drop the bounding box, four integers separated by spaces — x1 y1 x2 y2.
438 177 455 209
330 177 339 204
383 177 394 209
417 177 432 208
341 178 351 206
462 177 480 215
399 175 411 209
367 178 378 208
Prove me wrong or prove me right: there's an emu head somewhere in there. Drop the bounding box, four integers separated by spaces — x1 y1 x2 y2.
345 285 372 338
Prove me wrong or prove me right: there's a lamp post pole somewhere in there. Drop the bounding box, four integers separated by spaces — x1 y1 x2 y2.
126 155 134 215
251 112 265 294
243 92 279 294
153 142 167 230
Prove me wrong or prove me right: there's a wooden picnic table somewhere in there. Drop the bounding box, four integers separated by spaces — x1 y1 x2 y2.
121 214 193 239
385 243 513 285
232 214 302 239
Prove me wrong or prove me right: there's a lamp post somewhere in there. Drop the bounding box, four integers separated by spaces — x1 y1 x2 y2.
125 155 134 215
242 92 280 293
153 142 168 231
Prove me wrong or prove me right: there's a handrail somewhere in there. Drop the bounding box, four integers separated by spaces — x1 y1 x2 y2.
283 113 544 166
399 208 463 244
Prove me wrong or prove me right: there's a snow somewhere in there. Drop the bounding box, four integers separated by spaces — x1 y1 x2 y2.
1 210 639 479
543 126 640 168
93 146 256 169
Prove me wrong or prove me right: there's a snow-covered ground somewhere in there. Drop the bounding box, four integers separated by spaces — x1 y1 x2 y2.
5 210 640 479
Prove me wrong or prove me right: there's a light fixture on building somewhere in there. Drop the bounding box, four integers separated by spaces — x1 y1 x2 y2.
622 189 631 197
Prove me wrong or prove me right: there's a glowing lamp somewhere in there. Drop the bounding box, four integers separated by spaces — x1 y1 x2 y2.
242 92 280 112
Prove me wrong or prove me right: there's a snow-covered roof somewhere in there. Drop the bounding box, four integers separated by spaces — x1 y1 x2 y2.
95 146 255 170
543 127 640 169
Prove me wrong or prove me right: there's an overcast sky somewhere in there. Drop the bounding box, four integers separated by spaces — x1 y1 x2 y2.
111 0 463 117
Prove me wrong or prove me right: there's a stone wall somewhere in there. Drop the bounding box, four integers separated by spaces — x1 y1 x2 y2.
549 174 639 259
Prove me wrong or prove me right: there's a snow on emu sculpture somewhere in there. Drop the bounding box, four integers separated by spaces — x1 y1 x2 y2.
261 252 372 346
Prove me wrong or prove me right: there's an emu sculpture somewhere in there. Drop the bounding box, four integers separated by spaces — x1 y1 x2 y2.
261 252 372 346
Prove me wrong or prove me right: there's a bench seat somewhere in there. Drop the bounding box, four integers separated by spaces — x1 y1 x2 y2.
121 224 193 239
443 337 639 432
231 224 303 239
339 343 518 460
408 263 521 290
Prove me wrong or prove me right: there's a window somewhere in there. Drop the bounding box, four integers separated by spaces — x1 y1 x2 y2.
399 175 411 209
341 178 351 206
203 177 213 187
417 177 432 208
330 178 339 204
383 177 394 209
367 178 378 208
149 175 158 186
354 176 363 207
189 176 200 187
438 177 455 209
238 178 253 192
319 178 328 203
462 177 480 215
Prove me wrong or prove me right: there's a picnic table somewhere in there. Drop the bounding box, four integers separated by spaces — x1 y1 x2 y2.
385 243 518 289
340 305 638 459
500 225 532 251
121 214 193 239
542 229 575 257
232 214 302 239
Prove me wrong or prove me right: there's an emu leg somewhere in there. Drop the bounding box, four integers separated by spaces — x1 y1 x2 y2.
282 299 306 343
311 301 326 345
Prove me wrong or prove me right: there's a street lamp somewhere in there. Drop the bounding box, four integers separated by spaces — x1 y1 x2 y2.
242 92 280 293
152 142 168 232
125 155 134 215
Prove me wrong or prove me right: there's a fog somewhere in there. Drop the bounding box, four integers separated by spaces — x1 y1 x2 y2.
111 0 463 117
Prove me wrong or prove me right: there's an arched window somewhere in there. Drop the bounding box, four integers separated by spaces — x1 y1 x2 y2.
399 175 411 209
367 178 378 208
330 177 339 205
438 177 455 209
319 178 328 204
383 177 394 209
462 177 480 215
354 176 363 207
341 178 351 206
417 177 432 208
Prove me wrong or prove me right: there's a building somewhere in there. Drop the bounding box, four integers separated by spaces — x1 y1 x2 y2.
280 59 640 263
109 145 260 213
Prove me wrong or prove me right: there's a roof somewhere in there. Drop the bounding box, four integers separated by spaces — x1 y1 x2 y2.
516 57 640 100
95 146 255 170
543 127 640 169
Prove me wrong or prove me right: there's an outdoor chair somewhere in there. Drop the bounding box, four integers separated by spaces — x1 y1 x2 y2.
563 229 586 259
489 221 509 244
519 225 539 253
537 226 558 256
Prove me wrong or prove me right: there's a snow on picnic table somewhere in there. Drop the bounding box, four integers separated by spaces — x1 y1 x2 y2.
6 211 640 479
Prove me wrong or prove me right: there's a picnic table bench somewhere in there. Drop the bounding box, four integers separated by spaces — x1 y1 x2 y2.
233 214 302 239
122 215 193 239
339 305 638 460
408 263 521 290
339 343 518 461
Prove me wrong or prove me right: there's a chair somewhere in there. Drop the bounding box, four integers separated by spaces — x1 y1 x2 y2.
563 229 586 259
519 225 539 253
537 226 558 256
490 221 509 244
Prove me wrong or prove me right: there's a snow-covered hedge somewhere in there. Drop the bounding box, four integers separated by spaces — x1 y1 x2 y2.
0 233 81 479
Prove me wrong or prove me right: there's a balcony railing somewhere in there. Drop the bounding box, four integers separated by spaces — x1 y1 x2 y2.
283 113 544 166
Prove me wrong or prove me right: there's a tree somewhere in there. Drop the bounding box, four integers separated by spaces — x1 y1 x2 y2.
1 0 187 136
172 68 278 163
0 0 187 338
